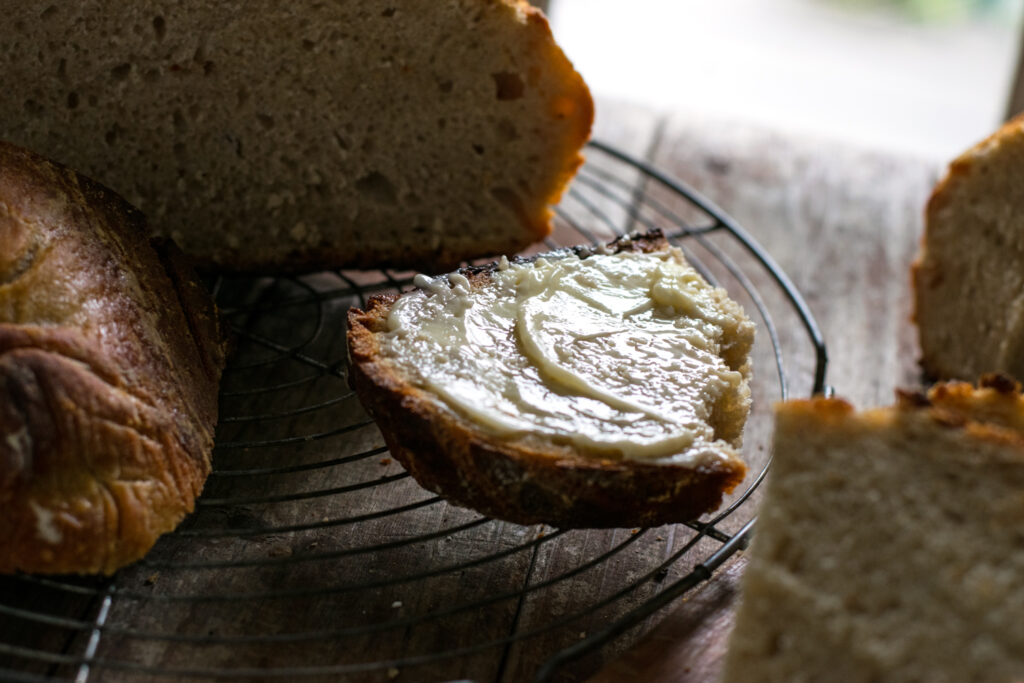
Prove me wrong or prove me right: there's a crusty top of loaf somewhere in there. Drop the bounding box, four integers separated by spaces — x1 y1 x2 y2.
0 140 225 574
1 0 593 273
0 141 223 430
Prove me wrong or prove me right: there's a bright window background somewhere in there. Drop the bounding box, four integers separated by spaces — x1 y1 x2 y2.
548 0 1024 161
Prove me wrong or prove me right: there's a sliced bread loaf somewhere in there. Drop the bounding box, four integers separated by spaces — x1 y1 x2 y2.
347 232 755 528
913 114 1024 380
723 376 1024 682
1 0 593 272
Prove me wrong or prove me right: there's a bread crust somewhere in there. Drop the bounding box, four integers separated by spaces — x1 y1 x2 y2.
0 0 593 274
347 233 748 528
0 141 225 574
776 374 1024 451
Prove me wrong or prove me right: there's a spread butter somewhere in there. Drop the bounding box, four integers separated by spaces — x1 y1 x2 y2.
380 248 751 462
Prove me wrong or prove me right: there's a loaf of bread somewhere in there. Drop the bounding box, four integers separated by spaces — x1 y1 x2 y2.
347 232 754 528
1 0 593 273
722 376 1024 682
0 141 225 575
913 114 1024 381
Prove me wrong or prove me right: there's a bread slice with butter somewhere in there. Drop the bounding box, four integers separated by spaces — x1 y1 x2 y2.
346 232 755 528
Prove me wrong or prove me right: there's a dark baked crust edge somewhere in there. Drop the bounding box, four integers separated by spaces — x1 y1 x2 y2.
346 231 748 528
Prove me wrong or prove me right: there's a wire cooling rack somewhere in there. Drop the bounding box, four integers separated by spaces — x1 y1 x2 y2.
0 140 827 683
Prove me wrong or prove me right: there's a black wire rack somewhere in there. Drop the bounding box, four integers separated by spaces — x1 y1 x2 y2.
0 140 827 683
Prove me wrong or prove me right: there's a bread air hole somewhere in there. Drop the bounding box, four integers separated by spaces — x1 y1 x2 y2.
153 16 166 41
492 72 524 100
104 124 123 146
111 63 132 82
355 172 397 205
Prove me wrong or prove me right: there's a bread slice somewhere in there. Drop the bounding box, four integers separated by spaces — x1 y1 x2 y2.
722 376 1024 682
913 114 1024 380
0 0 592 273
0 141 225 574
347 232 755 528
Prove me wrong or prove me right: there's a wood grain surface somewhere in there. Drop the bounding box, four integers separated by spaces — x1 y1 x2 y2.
0 98 943 683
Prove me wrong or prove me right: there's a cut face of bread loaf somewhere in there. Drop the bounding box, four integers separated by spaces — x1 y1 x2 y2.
1 0 593 273
723 376 1024 682
0 141 225 575
913 114 1024 380
347 232 755 528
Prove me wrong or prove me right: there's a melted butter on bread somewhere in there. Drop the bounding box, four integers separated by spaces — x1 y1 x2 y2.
381 248 753 462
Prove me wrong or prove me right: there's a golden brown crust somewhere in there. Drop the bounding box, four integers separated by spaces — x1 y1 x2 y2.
346 232 748 528
782 376 1024 452
518 1 594 236
0 141 225 574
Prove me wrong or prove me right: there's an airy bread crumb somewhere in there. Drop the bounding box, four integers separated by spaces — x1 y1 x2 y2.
723 376 1024 682
0 0 592 273
913 114 1024 381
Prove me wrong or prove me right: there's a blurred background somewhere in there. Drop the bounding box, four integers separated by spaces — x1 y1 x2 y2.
544 0 1024 161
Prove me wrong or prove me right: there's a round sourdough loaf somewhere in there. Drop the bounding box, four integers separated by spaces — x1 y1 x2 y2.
0 141 225 574
0 0 593 273
347 232 754 528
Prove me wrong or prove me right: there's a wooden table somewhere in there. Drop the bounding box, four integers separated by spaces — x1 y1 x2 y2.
0 98 941 682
